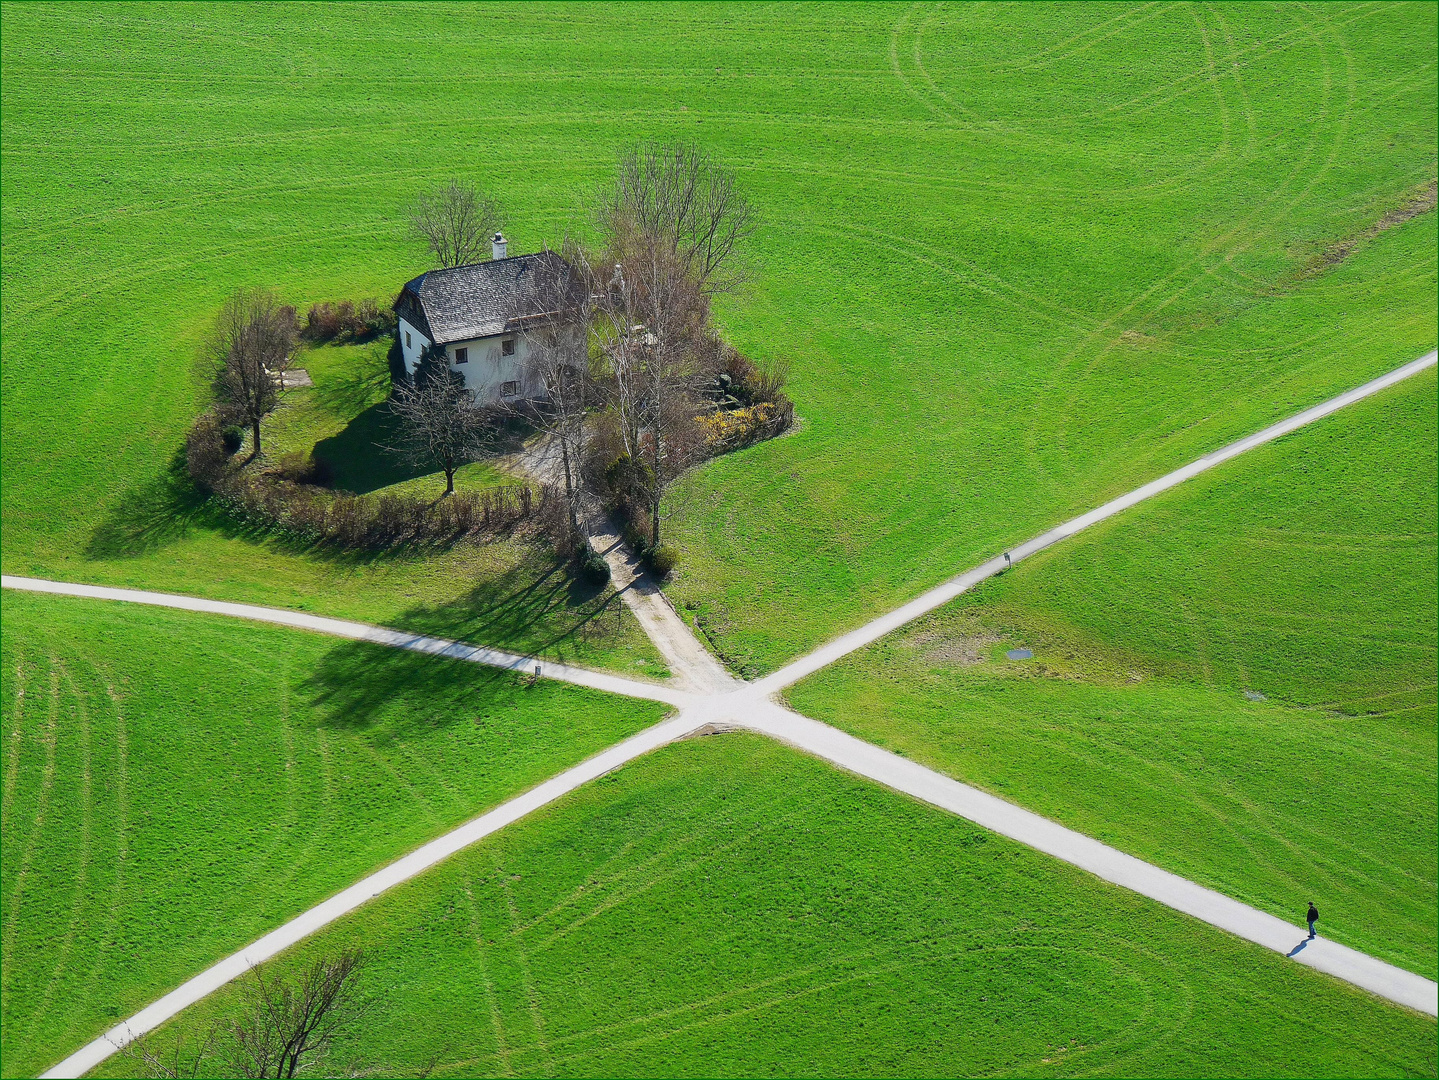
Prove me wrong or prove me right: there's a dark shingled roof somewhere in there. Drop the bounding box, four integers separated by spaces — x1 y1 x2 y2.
397 251 573 346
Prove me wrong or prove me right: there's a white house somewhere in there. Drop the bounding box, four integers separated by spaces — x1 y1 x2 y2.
394 234 572 403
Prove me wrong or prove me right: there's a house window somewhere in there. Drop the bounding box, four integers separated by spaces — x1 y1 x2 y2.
501 338 516 356
405 332 412 349
500 380 519 397
454 347 468 364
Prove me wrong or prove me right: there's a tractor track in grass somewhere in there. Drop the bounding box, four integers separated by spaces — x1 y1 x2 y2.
1 651 32 830
27 662 94 1048
11 348 1439 1077
71 677 128 1044
0 663 59 1025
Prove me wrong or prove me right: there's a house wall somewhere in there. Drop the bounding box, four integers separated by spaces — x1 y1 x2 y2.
443 334 537 403
397 317 429 375
399 318 564 404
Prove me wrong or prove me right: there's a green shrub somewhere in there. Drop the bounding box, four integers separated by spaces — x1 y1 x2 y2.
581 550 611 586
621 515 650 555
647 543 680 578
604 453 651 501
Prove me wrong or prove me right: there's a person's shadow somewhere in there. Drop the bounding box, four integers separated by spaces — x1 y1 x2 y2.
1286 937 1313 957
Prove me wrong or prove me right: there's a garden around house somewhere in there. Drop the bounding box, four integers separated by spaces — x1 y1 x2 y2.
262 337 515 502
2 3 1435 1078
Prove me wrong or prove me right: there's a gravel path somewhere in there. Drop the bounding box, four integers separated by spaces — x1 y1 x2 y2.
753 349 1438 695
34 714 709 1080
740 700 1439 1015
585 519 739 694
16 349 1438 1077
505 432 736 694
0 577 694 710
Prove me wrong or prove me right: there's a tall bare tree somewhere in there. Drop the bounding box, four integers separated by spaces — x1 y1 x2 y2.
388 345 495 496
125 949 369 1079
596 140 755 295
409 180 503 268
596 242 715 549
210 288 297 460
588 141 755 548
499 241 596 541
229 949 367 1078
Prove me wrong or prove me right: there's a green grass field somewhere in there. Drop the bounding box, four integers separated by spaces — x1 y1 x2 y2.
3 3 1434 672
95 734 1436 1079
3 4 1436 1076
788 370 1438 980
0 591 666 1078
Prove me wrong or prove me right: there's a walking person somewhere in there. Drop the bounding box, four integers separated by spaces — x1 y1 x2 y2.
1306 901 1319 939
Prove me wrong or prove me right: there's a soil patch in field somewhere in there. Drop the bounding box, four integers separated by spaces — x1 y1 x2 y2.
909 629 1001 666
1296 178 1437 280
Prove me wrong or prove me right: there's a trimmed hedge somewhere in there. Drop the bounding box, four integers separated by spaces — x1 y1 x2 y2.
185 411 548 549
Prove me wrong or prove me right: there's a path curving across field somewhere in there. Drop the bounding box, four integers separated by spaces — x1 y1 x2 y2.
0 577 694 710
751 348 1439 696
13 348 1439 1078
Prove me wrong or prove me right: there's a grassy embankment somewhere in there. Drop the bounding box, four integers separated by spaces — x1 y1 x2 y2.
96 735 1437 1079
789 370 1438 980
0 592 667 1078
1 4 1433 674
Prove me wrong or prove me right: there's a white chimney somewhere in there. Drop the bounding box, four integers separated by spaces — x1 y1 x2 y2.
492 232 507 260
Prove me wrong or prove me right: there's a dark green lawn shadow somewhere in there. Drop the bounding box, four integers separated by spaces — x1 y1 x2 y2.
310 403 533 496
312 402 430 495
83 446 492 568
303 551 631 731
84 447 218 559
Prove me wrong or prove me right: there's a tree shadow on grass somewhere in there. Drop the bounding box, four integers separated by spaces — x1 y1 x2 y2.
312 405 535 496
84 447 218 559
84 442 498 568
312 403 431 495
302 552 633 732
307 341 393 419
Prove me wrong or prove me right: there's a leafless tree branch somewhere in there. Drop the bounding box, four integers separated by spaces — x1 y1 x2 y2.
409 180 503 269
596 140 755 295
209 288 297 460
228 948 368 1079
496 240 599 546
592 234 719 548
387 348 497 496
122 949 370 1079
123 1022 222 1079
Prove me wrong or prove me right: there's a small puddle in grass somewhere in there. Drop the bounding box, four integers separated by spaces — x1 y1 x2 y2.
1006 648 1034 661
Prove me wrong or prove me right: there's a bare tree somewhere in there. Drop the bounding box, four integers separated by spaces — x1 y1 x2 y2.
595 241 716 549
596 140 755 295
124 949 368 1079
409 180 502 269
388 345 496 496
124 1022 222 1078
499 241 597 542
228 949 368 1079
210 288 297 460
588 142 754 548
